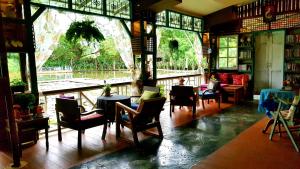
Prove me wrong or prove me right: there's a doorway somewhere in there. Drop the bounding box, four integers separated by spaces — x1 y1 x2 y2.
254 30 285 94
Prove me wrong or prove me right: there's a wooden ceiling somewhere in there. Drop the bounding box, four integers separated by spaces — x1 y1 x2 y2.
158 0 258 17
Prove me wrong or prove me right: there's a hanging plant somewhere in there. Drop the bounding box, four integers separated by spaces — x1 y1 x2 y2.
65 20 105 43
169 39 179 51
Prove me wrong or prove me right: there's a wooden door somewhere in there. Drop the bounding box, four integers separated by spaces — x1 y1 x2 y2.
254 30 284 94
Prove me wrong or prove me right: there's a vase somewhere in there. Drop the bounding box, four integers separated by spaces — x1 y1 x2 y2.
104 90 111 97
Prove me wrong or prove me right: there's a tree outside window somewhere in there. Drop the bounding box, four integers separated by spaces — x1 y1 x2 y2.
218 35 238 69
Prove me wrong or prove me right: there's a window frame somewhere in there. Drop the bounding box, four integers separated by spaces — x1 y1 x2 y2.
217 35 238 70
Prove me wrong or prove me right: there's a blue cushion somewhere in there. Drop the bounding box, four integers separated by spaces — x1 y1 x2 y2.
131 102 139 110
199 91 215 97
121 114 130 121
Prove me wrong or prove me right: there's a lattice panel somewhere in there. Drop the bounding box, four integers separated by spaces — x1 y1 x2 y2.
194 18 202 32
106 0 130 19
241 13 300 32
73 0 104 14
182 15 192 30
156 11 166 26
168 11 180 28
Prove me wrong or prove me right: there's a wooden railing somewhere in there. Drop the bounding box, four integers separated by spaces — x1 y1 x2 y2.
39 73 203 114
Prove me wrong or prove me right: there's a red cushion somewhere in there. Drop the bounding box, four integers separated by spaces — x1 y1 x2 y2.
232 74 243 85
232 74 249 85
81 113 103 121
217 73 230 84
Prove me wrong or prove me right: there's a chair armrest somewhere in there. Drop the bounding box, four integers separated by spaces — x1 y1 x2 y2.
116 102 138 116
80 108 103 116
78 105 86 113
275 97 293 106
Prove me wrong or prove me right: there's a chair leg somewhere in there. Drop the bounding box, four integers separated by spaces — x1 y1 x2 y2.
57 124 62 141
101 122 107 140
170 105 173 117
157 123 164 139
78 129 82 149
262 119 274 133
132 128 139 145
202 99 205 109
192 105 196 118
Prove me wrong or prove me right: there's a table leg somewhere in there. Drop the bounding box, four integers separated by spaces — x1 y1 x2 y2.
45 128 49 151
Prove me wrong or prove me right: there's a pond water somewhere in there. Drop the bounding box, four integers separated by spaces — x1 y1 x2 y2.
37 69 199 82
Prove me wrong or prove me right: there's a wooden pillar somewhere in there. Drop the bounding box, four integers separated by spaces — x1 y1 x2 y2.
19 53 27 85
23 0 39 105
0 16 21 167
152 22 157 80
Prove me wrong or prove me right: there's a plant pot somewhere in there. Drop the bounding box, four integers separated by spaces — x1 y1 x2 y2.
11 85 25 93
104 90 111 97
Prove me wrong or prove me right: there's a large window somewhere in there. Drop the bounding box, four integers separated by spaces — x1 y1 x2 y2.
218 35 238 69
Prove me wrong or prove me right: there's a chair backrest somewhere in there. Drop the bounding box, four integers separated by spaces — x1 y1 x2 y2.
143 86 160 94
207 81 220 91
55 98 80 122
286 96 300 121
133 97 166 125
171 85 194 98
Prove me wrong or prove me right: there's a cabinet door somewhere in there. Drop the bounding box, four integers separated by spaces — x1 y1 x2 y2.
254 30 284 93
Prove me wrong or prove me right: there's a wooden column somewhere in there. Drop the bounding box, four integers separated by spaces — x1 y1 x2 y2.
23 0 39 105
19 53 27 85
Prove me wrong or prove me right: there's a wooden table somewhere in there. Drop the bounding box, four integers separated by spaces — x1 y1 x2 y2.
222 85 244 104
96 95 131 123
17 116 49 153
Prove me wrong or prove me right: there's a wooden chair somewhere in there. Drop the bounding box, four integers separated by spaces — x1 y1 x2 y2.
269 96 300 152
169 85 197 117
115 97 166 145
198 81 221 109
131 86 161 110
55 98 107 149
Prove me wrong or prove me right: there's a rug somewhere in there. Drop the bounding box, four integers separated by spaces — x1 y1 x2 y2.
70 102 264 169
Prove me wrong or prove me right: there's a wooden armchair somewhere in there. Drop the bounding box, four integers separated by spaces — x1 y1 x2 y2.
55 98 107 149
131 86 160 110
116 97 166 145
169 85 197 117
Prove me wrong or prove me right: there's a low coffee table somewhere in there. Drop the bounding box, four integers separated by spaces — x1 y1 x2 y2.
222 85 244 104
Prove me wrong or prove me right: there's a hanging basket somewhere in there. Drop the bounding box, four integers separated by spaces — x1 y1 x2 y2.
169 40 179 50
65 20 105 43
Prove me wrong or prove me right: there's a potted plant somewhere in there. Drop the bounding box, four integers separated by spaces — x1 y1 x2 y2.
10 79 27 93
102 84 111 97
13 93 36 119
169 39 179 51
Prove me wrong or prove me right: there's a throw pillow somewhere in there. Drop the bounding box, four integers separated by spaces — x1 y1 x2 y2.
217 73 230 84
137 91 159 103
232 74 243 85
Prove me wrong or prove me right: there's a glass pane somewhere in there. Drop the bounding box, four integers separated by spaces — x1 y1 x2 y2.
219 37 227 47
228 36 238 47
228 58 237 68
228 48 237 57
219 58 227 68
218 48 227 58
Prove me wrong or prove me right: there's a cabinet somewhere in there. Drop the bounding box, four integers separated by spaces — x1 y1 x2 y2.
284 28 300 89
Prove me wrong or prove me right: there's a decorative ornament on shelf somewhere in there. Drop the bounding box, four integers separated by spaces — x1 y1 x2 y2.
263 3 276 24
282 80 292 91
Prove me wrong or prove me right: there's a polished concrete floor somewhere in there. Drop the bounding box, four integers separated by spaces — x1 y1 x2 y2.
71 101 264 169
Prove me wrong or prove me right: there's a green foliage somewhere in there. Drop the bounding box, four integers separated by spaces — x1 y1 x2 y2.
10 79 26 87
7 53 21 80
66 20 105 43
14 93 36 110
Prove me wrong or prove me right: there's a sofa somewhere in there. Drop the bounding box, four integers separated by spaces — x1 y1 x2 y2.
200 73 250 100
